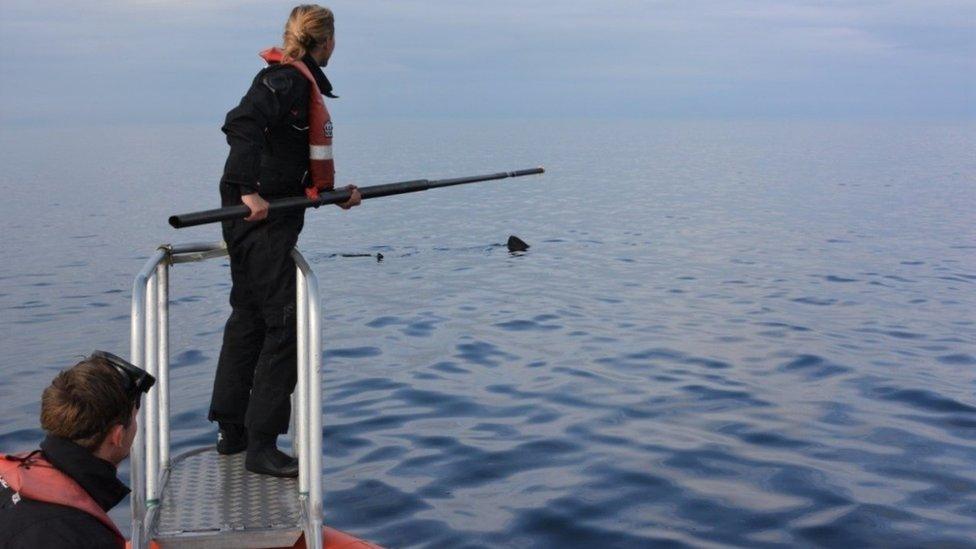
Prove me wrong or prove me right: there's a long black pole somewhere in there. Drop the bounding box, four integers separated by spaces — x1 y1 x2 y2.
168 167 544 229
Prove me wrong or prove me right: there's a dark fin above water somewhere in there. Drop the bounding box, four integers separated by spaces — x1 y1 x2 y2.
507 235 530 252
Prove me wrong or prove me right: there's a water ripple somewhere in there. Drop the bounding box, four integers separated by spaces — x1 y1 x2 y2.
2 120 975 547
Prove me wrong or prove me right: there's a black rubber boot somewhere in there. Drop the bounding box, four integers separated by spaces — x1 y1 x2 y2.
216 423 247 455
245 432 298 478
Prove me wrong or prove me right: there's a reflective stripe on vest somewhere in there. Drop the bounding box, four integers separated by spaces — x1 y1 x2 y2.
0 453 124 545
310 145 333 161
259 47 336 201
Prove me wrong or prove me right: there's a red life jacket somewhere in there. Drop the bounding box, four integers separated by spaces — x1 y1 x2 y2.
0 452 125 545
259 47 335 200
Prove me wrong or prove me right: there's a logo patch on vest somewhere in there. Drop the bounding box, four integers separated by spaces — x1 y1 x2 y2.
324 121 333 138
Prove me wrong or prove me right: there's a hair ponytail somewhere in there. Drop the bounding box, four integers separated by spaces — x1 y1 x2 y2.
282 4 335 60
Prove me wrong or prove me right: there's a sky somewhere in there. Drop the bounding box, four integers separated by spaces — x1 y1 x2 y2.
0 0 973 126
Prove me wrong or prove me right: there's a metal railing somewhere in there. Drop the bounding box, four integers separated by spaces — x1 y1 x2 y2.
128 242 323 549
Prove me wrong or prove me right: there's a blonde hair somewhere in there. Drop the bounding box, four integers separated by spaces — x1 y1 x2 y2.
283 5 335 60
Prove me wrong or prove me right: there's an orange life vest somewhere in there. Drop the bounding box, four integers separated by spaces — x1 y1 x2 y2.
259 47 335 201
0 452 124 545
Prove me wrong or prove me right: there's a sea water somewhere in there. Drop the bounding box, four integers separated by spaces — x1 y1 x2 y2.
0 119 974 547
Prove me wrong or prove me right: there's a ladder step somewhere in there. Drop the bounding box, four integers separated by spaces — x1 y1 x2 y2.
152 448 303 548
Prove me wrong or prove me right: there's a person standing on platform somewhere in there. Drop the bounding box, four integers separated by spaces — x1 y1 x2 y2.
208 4 361 478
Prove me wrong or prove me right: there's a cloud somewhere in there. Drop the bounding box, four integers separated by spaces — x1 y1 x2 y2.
1 0 973 124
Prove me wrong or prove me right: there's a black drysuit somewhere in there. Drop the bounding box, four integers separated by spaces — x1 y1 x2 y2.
0 437 129 549
208 55 336 436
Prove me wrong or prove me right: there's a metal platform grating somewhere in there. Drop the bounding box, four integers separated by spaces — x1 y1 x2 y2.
152 448 303 548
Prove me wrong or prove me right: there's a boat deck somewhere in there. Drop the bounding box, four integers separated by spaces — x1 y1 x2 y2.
152 448 304 549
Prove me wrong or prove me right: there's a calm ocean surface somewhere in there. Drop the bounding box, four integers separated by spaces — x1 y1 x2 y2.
0 119 974 547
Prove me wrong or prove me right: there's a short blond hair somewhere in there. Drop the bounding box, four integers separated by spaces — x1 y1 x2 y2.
283 4 335 60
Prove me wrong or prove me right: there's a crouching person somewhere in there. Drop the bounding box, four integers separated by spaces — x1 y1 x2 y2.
0 351 154 548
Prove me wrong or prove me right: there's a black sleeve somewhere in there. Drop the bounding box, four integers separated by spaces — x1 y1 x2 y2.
2 515 120 549
220 67 302 195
